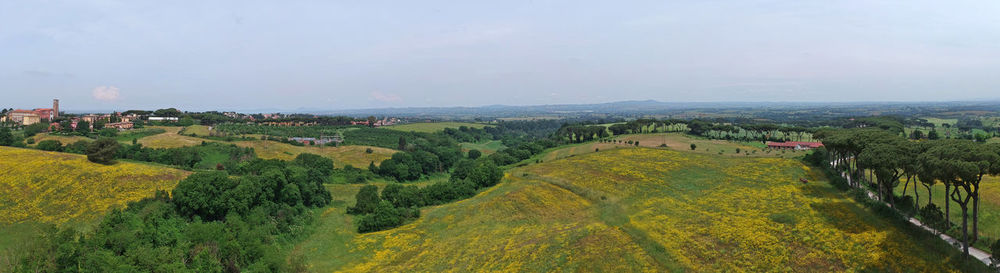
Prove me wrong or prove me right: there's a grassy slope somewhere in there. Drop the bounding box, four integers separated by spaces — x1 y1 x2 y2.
181 125 212 136
296 147 976 272
459 140 506 155
0 147 190 260
28 133 92 146
385 122 490 133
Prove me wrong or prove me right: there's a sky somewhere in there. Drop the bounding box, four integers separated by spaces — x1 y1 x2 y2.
2 0 1000 112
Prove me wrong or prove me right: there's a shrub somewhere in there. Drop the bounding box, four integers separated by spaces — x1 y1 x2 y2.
690 143 697 150
365 148 374 154
919 203 948 233
36 140 63 152
468 149 481 159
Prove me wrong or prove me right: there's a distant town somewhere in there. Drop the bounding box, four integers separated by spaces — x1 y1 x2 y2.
1 99 400 134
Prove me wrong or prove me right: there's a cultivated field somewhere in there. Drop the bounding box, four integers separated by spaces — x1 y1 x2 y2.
295 148 973 272
137 126 219 148
28 133 92 146
233 140 396 168
0 146 189 224
532 133 808 163
386 122 490 133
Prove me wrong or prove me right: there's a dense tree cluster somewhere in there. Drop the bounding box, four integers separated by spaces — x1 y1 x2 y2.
485 139 556 166
373 135 463 181
16 153 333 272
349 158 502 233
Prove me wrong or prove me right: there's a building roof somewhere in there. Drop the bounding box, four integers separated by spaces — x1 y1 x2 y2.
766 141 824 148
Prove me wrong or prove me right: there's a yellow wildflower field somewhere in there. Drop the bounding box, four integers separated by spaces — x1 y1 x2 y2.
299 147 971 272
0 146 189 224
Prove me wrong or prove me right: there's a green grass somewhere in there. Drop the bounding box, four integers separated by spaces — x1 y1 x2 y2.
180 125 212 136
459 140 506 155
114 127 167 143
385 122 491 133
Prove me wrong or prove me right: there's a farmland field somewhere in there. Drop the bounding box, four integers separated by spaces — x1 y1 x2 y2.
532 133 808 163
386 122 490 133
137 126 219 148
233 140 396 168
295 147 975 272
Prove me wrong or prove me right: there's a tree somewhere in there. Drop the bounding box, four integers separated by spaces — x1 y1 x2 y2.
356 201 402 233
468 149 482 159
172 171 239 221
0 127 13 146
348 185 380 215
398 136 407 150
87 138 120 164
858 138 911 207
928 129 940 140
919 140 1000 256
292 153 334 176
690 144 697 150
37 140 64 152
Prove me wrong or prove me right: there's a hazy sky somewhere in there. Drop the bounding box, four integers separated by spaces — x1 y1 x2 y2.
3 0 1000 111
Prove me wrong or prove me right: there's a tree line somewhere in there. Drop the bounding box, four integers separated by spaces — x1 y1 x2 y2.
816 128 1000 258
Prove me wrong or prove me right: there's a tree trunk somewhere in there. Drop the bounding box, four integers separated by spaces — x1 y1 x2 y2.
945 183 951 227
913 176 920 213
972 179 981 244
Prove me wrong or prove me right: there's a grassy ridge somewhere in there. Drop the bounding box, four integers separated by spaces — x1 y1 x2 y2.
385 122 490 133
296 147 977 272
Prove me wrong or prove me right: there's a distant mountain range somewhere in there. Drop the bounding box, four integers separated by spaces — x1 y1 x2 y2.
64 99 1000 118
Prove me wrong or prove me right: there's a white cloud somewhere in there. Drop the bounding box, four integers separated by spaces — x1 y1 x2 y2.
370 91 402 103
92 86 120 101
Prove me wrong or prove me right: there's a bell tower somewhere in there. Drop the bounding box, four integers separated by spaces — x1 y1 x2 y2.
53 99 59 118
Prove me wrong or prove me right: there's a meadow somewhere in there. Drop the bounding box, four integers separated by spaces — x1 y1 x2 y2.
0 147 189 224
294 147 979 272
179 124 212 136
459 140 506 155
386 122 490 133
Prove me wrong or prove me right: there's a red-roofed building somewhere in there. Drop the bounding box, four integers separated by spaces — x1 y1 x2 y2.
766 141 824 150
